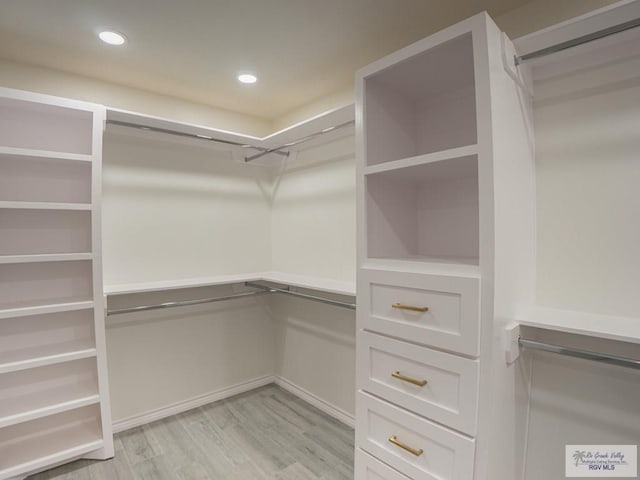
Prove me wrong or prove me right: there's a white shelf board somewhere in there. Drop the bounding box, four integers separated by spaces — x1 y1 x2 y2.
261 272 356 296
0 342 97 375
0 300 94 320
0 201 92 211
105 271 356 297
105 272 266 295
521 306 640 345
0 432 102 479
0 253 93 264
0 146 93 162
361 257 481 278
364 144 478 176
107 104 355 151
0 391 100 429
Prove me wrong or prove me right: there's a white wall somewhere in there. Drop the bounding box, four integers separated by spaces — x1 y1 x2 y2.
101 127 357 425
103 130 272 286
106 287 276 425
535 63 640 318
270 133 357 418
524 36 640 480
270 133 356 283
102 130 276 424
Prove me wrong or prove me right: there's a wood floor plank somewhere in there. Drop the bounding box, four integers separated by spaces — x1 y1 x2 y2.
145 416 233 479
275 462 320 480
27 384 355 480
118 425 163 466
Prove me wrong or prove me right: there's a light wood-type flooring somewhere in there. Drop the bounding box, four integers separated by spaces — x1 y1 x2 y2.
29 385 355 480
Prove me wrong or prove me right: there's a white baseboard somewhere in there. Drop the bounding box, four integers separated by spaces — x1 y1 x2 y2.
273 376 355 428
112 374 275 433
112 373 355 433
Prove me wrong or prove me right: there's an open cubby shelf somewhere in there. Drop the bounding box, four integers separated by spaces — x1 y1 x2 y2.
0 308 95 373
364 32 477 166
366 154 479 264
0 261 94 312
0 154 92 204
0 405 103 477
0 209 92 255
0 358 99 428
0 96 94 155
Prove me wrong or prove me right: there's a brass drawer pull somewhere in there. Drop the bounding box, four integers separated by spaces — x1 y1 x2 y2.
392 303 428 313
388 435 424 456
391 371 427 387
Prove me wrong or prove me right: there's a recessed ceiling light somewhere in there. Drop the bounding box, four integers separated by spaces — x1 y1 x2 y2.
99 30 126 46
237 73 258 84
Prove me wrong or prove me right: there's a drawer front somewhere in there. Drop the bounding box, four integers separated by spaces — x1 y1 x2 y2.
356 448 411 480
358 269 480 356
356 392 475 480
358 331 479 435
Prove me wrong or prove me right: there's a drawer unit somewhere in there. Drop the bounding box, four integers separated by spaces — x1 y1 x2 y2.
356 392 475 480
356 448 411 480
358 331 479 435
359 268 481 356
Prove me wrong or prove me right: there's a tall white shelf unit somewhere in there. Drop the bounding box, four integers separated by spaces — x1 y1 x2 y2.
0 88 113 479
355 13 535 480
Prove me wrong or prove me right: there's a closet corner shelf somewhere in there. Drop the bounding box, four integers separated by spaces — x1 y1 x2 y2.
0 146 93 162
105 271 356 297
363 144 478 176
0 201 92 211
0 253 93 264
520 306 640 345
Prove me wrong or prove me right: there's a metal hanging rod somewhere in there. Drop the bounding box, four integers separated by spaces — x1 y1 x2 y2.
244 120 355 162
106 118 355 162
245 281 356 310
106 290 270 316
515 16 640 65
106 119 289 158
106 282 356 316
519 338 640 370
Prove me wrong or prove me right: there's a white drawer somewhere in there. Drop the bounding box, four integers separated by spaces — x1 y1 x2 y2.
356 448 411 480
356 392 475 480
358 331 479 435
358 268 480 356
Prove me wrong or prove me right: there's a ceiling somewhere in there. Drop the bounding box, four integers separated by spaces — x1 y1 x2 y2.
0 0 535 121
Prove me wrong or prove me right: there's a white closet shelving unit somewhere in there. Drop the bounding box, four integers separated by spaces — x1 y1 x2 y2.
355 13 535 480
0 88 113 480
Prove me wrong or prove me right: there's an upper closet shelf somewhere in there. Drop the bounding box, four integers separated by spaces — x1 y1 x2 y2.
0 146 93 162
106 104 355 165
521 306 640 344
105 271 356 297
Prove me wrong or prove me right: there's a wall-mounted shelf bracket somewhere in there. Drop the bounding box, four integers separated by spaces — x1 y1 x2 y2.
504 323 522 364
